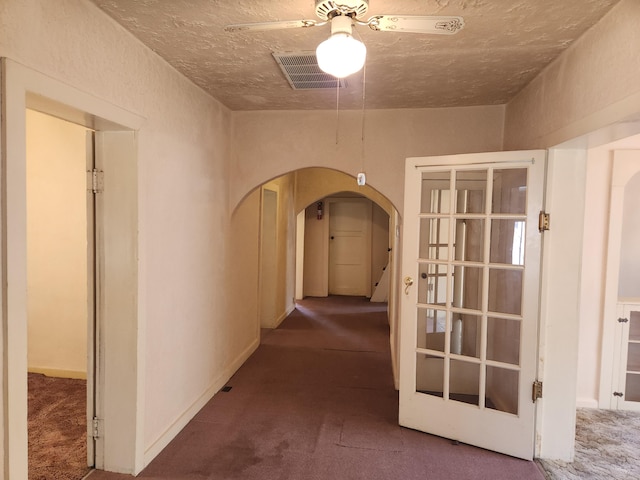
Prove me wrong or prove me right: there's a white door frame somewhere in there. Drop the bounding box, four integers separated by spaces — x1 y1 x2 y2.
528 147 589 460
1 59 144 477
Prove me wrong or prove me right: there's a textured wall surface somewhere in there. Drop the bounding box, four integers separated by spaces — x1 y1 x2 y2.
1 0 235 466
230 105 506 215
504 0 640 148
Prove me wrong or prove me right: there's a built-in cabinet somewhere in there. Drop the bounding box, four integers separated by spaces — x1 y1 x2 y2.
612 299 640 411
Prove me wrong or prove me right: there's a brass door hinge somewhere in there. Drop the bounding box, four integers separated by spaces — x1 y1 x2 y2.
532 380 543 402
538 211 550 232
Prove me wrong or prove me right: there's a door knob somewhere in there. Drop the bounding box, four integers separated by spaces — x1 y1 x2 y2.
404 276 414 295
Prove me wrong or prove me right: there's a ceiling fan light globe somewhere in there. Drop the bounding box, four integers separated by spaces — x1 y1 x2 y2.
316 33 366 78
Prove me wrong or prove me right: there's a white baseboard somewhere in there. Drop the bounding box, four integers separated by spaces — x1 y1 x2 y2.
262 303 296 329
576 397 599 409
143 336 260 466
28 367 87 379
272 303 295 329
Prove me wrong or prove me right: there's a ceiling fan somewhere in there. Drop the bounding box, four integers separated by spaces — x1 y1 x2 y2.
225 0 465 78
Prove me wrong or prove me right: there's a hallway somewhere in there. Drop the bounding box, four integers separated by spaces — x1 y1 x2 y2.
89 296 544 479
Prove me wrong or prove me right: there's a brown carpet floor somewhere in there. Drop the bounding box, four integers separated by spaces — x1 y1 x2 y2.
89 296 545 480
28 372 90 480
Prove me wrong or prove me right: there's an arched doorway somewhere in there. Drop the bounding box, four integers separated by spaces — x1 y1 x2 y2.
230 166 402 386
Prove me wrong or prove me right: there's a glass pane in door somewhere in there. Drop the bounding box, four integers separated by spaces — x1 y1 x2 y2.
490 219 526 266
418 263 449 305
627 343 640 372
421 172 451 214
492 169 527 214
417 308 447 352
487 317 521 365
486 366 519 414
625 374 640 402
453 266 483 311
450 313 481 358
456 170 487 214
453 219 484 262
488 269 523 315
416 353 444 396
629 311 640 342
450 359 480 406
627 311 640 402
419 218 449 259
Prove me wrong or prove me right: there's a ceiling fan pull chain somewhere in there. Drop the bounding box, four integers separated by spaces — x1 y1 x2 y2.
360 57 367 172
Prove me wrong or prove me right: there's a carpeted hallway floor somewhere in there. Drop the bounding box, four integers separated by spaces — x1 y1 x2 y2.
89 296 545 480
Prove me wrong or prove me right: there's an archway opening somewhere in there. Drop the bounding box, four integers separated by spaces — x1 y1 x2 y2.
229 166 402 386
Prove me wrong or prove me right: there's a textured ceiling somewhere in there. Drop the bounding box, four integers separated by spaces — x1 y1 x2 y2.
90 0 621 111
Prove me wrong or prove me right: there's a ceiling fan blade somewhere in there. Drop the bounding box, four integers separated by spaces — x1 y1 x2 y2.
366 15 464 35
224 19 321 33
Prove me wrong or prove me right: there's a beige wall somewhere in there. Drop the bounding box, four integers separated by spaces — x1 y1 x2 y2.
260 174 297 328
230 106 506 216
294 167 394 215
225 189 261 360
504 0 640 149
26 110 88 379
1 0 236 473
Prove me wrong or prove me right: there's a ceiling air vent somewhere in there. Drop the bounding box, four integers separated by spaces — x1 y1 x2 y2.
272 52 347 90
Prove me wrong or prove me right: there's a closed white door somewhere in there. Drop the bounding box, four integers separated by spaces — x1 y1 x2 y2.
329 198 372 296
399 150 546 460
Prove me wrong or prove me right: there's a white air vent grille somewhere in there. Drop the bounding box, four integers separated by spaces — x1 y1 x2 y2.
272 52 347 90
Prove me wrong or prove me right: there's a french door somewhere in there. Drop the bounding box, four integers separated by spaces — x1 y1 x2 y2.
399 150 546 460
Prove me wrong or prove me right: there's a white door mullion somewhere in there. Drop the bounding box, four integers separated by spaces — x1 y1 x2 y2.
478 168 494 409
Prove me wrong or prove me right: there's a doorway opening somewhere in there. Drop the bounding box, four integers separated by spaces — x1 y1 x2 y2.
25 109 94 479
2 59 143 478
238 168 402 385
301 194 389 300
